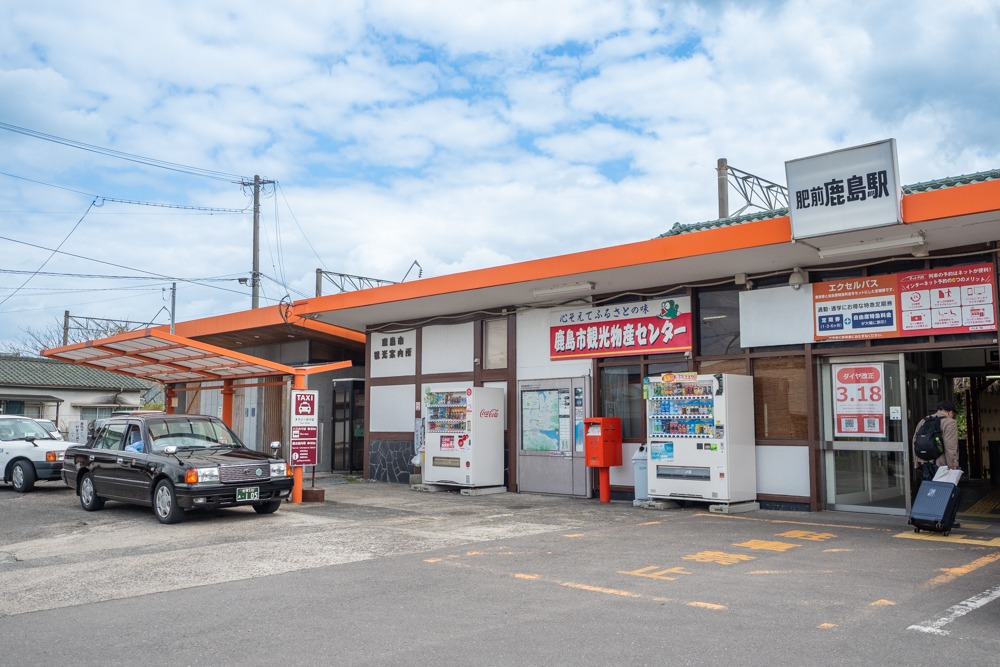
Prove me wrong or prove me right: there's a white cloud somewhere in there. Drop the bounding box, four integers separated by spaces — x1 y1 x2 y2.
1 0 999 349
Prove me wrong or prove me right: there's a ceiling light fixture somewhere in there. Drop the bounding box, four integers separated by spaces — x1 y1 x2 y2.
817 232 927 259
531 282 596 299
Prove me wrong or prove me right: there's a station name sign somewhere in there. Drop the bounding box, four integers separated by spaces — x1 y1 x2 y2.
786 139 902 239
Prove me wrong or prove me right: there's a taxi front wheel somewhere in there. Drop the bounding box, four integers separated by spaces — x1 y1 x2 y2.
153 479 185 524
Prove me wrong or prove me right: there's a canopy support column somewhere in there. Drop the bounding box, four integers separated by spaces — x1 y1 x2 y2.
220 380 235 428
291 373 306 503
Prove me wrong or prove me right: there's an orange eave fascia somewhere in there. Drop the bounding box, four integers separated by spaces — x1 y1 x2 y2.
292 214 794 315
162 305 365 343
903 178 1000 224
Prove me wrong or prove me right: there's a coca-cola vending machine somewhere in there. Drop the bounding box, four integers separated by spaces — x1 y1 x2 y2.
422 385 505 488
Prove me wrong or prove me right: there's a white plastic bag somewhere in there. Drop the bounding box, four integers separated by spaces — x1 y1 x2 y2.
932 467 963 485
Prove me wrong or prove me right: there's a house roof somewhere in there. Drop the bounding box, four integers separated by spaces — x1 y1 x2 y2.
0 354 152 391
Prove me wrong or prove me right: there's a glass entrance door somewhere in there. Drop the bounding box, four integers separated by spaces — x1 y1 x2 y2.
819 354 911 515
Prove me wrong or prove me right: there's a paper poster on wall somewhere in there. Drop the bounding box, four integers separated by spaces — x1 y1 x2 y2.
813 275 899 341
898 263 996 336
832 363 886 438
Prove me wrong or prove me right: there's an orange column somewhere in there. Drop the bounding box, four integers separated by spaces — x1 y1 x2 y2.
165 386 176 414
291 373 306 503
220 380 235 428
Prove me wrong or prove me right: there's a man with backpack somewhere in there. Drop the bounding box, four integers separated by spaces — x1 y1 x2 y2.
912 400 960 481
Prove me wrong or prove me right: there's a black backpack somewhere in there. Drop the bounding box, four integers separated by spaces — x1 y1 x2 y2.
913 415 944 460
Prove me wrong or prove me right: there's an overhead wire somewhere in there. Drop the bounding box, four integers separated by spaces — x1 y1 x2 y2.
0 200 96 309
276 181 326 269
0 235 249 297
0 170 248 213
0 122 248 183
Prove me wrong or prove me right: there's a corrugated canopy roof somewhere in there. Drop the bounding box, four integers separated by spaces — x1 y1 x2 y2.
41 329 348 384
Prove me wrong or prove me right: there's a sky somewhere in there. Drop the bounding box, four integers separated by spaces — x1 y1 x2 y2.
1 0 999 352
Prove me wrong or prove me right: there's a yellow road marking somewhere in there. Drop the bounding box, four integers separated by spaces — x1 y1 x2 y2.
695 513 885 532
639 521 661 525
776 530 837 541
822 548 853 552
734 539 800 552
618 566 693 581
683 551 756 565
818 623 837 629
687 601 726 610
425 554 726 610
560 582 642 598
926 552 1000 587
894 531 1000 547
564 533 585 538
870 599 895 606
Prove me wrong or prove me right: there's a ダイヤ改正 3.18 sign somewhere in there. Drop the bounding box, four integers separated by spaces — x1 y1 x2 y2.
832 363 885 439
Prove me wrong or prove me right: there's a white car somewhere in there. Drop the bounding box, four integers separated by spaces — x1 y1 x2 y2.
0 415 69 492
34 418 64 440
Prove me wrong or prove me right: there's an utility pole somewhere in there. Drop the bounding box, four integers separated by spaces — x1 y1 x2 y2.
246 174 275 309
170 282 177 334
252 175 261 309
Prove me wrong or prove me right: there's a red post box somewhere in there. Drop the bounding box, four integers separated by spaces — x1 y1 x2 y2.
585 417 622 503
585 417 623 468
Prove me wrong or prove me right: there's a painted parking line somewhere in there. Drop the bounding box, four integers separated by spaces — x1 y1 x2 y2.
908 582 1000 635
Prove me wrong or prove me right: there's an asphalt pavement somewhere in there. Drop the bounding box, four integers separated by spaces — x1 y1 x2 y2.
2 475 1000 665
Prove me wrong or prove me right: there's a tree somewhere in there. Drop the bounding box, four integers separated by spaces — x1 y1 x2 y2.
1 317 134 357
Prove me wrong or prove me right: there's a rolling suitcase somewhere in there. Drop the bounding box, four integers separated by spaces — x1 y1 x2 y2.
909 480 960 536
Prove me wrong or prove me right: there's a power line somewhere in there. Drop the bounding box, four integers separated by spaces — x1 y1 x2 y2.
0 200 95 309
0 121 248 183
0 234 249 297
0 169 248 213
0 268 241 282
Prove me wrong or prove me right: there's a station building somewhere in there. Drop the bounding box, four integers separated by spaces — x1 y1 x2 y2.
45 140 1000 516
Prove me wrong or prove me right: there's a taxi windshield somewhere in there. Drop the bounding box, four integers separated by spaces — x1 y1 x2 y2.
145 418 245 451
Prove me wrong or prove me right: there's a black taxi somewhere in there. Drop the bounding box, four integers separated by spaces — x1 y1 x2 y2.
62 413 293 524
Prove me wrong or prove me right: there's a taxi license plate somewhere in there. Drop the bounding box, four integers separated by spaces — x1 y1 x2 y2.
236 486 260 502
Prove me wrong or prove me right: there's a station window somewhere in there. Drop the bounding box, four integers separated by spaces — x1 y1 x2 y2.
600 364 644 439
751 356 808 440
482 318 508 369
698 289 741 356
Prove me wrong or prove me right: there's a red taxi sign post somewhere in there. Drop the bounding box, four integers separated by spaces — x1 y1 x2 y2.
289 375 317 503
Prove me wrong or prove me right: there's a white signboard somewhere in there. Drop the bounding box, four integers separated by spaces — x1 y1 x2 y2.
786 139 902 239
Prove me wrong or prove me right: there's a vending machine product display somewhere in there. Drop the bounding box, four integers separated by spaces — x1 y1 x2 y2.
645 373 756 505
422 386 505 488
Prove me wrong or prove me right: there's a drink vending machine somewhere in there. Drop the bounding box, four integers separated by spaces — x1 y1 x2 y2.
422 386 505 488
645 373 756 505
